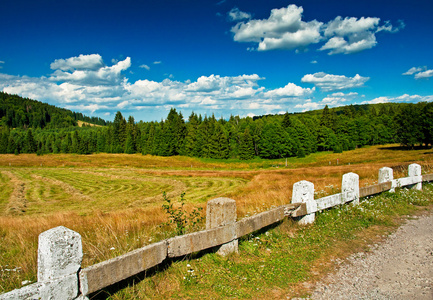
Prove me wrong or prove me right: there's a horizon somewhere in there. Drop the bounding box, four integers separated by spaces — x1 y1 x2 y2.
0 0 432 122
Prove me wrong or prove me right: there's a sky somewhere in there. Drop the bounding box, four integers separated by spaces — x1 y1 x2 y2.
0 0 432 122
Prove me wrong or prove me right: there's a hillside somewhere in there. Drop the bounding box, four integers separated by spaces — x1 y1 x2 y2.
0 92 107 129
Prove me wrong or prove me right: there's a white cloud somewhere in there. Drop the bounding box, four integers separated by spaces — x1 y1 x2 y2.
50 54 105 71
231 5 323 51
403 66 425 75
361 94 433 104
140 64 150 70
257 20 323 51
264 82 314 98
153 61 162 65
321 92 358 106
402 66 433 79
50 56 131 86
301 72 369 92
323 16 379 37
320 16 381 55
0 61 4 69
231 5 401 54
319 32 377 54
294 99 320 111
414 69 433 79
228 7 251 22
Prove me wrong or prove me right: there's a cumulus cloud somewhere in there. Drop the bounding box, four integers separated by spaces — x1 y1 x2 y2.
50 55 131 86
301 72 369 92
415 70 433 79
321 92 359 106
319 32 377 54
231 5 323 51
228 7 251 21
294 100 320 111
140 64 150 70
264 82 314 98
403 66 425 76
403 66 433 79
50 54 105 71
361 94 433 104
319 16 388 54
230 5 402 54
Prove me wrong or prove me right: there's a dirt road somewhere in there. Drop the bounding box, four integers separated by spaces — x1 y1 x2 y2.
308 210 433 299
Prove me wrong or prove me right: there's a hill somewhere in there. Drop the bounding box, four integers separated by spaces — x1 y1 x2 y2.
0 92 107 129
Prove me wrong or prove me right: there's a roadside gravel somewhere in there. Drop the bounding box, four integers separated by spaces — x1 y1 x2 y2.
305 210 433 300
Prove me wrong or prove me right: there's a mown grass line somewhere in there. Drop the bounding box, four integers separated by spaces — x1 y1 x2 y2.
100 184 433 300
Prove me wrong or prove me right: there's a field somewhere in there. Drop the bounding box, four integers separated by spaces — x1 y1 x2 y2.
1 145 433 296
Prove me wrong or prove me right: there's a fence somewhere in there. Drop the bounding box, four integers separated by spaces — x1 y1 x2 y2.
1 163 429 300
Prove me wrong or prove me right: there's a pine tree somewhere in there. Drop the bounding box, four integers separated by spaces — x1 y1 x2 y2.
25 129 37 153
282 112 292 128
238 127 255 160
209 121 229 159
182 112 200 156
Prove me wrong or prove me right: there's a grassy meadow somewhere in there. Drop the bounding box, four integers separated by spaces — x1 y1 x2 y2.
1 144 433 296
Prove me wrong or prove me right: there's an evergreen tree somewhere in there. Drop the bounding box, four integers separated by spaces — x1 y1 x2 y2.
182 112 200 156
25 129 37 153
238 127 255 160
209 121 229 159
282 112 292 128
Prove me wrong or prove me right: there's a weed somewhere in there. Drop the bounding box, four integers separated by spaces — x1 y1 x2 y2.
161 192 204 236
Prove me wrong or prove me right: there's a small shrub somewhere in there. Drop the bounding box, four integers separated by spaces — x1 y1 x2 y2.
161 192 204 236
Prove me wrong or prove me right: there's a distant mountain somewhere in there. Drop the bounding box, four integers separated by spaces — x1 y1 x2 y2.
0 92 108 129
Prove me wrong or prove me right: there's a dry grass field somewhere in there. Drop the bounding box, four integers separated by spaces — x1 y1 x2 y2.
1 144 433 294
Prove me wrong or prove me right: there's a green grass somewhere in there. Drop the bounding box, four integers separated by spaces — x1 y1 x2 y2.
101 184 433 299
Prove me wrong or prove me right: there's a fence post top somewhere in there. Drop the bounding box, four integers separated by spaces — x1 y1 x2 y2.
408 163 421 176
293 180 314 187
343 172 359 178
380 166 393 171
207 197 236 205
39 226 79 237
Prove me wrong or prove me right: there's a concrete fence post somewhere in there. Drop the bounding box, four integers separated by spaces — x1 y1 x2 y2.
342 172 359 205
206 197 238 256
408 163 422 190
38 226 83 300
292 180 316 225
379 167 394 192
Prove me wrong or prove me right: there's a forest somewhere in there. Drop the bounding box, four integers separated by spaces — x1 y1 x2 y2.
1 91 432 159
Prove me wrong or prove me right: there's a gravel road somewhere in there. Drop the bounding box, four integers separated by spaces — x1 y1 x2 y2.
306 210 433 300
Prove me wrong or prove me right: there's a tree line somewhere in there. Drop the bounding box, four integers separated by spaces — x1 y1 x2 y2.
1 92 433 159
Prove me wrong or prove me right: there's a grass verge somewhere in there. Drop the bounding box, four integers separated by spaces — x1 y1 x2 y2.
97 184 433 299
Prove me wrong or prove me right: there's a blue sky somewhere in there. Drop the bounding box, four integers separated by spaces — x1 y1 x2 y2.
0 0 432 122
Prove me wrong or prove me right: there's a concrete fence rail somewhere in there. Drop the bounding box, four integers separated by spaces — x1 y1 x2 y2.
1 163 429 300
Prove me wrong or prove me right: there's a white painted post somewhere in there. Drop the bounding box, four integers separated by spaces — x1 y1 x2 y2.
292 180 316 225
408 163 422 190
38 226 83 300
206 198 238 256
379 167 395 192
342 172 359 205
379 167 393 183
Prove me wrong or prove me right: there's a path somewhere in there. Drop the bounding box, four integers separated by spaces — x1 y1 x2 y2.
306 210 433 299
